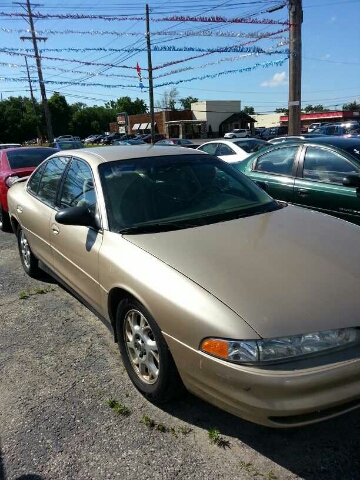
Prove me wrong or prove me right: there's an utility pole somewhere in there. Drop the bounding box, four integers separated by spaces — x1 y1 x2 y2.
288 0 303 135
145 4 155 145
15 0 54 142
25 56 42 141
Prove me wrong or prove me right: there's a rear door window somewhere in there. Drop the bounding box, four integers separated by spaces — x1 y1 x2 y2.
302 147 358 183
198 143 218 155
37 157 69 207
254 146 298 176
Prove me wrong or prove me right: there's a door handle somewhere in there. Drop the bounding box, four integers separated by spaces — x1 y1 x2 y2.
296 188 310 197
51 224 60 235
16 205 23 213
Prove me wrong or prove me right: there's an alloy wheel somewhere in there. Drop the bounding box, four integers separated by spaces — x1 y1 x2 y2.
19 230 31 270
124 309 159 384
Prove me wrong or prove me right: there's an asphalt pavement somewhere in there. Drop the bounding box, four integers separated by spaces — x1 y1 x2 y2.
1 230 360 480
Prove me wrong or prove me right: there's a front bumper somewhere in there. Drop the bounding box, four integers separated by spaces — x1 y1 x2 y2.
164 334 360 428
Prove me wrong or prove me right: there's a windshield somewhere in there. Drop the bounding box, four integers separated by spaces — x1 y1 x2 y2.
57 141 84 150
234 139 269 153
7 148 58 169
344 144 360 161
99 154 278 233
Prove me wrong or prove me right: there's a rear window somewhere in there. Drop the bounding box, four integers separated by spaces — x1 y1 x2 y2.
234 139 269 153
57 142 84 150
7 148 58 169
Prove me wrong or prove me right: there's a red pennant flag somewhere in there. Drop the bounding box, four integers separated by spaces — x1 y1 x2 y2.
136 62 141 74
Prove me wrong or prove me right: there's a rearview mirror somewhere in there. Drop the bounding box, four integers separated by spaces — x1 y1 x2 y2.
342 173 360 189
55 205 99 229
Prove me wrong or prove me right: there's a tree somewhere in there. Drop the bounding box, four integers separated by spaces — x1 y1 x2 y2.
104 96 148 115
343 100 360 111
156 88 179 110
69 106 116 138
179 96 198 110
0 96 41 143
48 93 72 137
275 107 289 115
243 106 255 115
303 104 329 113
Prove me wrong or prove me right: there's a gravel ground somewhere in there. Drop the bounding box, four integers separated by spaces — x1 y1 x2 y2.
1 230 360 480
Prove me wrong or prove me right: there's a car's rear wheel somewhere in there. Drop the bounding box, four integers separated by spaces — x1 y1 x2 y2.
116 298 185 403
0 205 12 232
17 227 39 277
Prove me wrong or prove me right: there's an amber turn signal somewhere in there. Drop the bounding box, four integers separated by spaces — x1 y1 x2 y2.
201 338 229 359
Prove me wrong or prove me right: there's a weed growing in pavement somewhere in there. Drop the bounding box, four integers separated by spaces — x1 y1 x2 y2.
105 398 130 416
140 415 193 437
239 461 277 478
140 414 156 429
19 285 55 299
208 427 230 448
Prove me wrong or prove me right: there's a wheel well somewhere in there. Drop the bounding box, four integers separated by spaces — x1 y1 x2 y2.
108 287 137 342
10 216 19 234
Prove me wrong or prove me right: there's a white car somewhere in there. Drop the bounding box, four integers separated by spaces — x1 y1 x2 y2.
197 138 269 163
224 129 251 138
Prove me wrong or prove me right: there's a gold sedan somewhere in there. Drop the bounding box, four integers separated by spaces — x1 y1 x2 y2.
7 145 360 427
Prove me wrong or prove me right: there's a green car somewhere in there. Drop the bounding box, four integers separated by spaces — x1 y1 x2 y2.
234 137 360 225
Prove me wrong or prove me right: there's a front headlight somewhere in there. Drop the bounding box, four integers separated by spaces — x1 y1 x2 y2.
200 328 360 364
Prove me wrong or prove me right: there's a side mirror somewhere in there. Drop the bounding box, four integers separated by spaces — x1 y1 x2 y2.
55 205 99 229
255 180 269 192
342 173 360 189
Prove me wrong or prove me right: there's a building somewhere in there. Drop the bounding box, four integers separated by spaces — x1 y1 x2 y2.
117 100 260 139
251 113 282 129
280 110 360 131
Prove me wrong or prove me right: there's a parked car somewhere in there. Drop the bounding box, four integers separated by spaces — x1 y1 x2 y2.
268 134 327 144
48 140 84 150
84 135 98 144
312 123 360 136
0 143 22 150
111 139 146 146
89 134 106 144
0 147 57 231
141 134 166 143
7 145 360 428
233 137 360 225
224 129 251 139
101 132 123 145
307 123 322 133
197 138 269 163
260 126 288 140
55 135 79 142
156 138 198 149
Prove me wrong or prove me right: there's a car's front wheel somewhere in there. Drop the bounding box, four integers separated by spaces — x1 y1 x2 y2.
0 205 12 232
17 227 39 277
116 298 185 404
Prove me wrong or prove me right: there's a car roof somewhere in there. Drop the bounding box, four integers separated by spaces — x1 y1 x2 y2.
48 145 205 166
302 137 360 147
2 146 57 153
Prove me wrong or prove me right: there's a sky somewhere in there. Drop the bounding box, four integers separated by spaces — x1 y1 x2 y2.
0 0 359 113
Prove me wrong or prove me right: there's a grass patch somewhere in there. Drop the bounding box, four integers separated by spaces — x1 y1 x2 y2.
208 427 230 448
106 398 130 416
19 285 55 300
140 415 192 437
239 461 277 478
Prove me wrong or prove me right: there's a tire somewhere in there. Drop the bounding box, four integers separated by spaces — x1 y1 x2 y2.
0 205 12 232
17 227 40 278
116 298 185 404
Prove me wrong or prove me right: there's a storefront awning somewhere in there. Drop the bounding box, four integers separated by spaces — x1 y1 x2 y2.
139 123 149 130
132 123 140 130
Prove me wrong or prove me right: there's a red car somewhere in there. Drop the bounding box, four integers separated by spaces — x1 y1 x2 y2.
0 147 57 231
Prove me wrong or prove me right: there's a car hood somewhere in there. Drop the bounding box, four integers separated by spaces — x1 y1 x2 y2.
125 206 360 339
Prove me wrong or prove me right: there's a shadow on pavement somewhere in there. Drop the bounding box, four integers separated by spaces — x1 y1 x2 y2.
0 440 44 480
161 393 360 480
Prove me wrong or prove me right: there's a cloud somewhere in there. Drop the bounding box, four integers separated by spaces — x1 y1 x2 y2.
261 71 287 88
321 54 331 60
330 16 337 23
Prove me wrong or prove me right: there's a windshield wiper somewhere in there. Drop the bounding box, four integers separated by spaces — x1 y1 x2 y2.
119 221 199 235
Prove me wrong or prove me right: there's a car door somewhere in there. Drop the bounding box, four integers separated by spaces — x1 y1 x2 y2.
293 145 360 224
245 145 300 202
50 157 103 312
18 156 69 268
